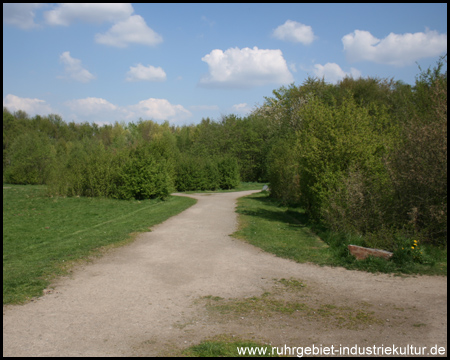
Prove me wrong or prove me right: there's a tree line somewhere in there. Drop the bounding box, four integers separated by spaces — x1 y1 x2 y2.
3 56 446 247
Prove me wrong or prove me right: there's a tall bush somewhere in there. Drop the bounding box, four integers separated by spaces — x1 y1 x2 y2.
114 143 174 200
296 94 396 227
217 156 240 190
4 132 55 185
386 71 447 244
265 136 301 205
175 155 238 191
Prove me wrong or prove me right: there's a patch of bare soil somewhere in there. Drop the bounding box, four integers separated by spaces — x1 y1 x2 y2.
3 191 447 357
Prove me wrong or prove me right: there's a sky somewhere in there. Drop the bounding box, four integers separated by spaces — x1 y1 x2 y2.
3 3 447 126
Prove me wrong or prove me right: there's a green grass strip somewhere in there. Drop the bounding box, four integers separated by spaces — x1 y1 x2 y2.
232 192 447 276
232 192 331 265
3 185 196 304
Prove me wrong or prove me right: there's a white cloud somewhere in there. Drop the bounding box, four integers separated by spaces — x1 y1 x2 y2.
199 46 294 88
64 97 126 124
342 29 447 66
59 52 96 83
64 97 191 123
3 3 44 30
44 3 133 26
313 63 361 84
125 64 166 82
272 20 315 45
3 94 54 116
128 98 192 122
232 103 252 114
65 97 118 115
95 15 163 48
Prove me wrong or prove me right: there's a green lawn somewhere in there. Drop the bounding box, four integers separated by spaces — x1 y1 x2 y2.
232 192 447 276
3 184 196 304
232 191 332 265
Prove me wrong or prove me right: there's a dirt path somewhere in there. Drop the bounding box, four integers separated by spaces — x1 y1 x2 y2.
3 191 447 356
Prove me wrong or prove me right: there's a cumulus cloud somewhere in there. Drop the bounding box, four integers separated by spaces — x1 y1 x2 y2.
65 97 118 115
313 63 361 84
59 52 96 83
3 94 54 116
272 20 315 45
232 103 252 114
342 29 447 66
127 98 192 122
199 46 294 88
125 64 166 82
64 97 127 124
3 3 44 29
95 15 163 48
64 97 191 123
44 3 133 26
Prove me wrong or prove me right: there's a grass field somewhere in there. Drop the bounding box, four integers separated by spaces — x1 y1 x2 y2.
3 184 196 304
232 192 447 276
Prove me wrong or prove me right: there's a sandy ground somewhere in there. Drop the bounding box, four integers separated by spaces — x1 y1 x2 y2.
3 190 447 357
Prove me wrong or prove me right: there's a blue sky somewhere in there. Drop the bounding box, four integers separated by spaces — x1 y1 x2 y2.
3 3 447 126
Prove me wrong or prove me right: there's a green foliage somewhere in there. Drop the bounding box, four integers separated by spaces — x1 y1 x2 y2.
385 63 447 245
115 143 175 200
3 56 446 249
4 131 55 185
175 154 221 191
256 58 446 248
175 154 239 191
296 95 395 223
48 139 119 198
234 192 446 275
265 136 301 205
391 239 436 267
217 156 240 190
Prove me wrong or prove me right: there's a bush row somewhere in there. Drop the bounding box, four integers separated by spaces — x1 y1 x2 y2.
3 132 241 199
175 155 240 191
261 61 447 247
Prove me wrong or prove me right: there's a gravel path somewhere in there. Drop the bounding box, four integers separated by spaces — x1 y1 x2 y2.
3 191 447 356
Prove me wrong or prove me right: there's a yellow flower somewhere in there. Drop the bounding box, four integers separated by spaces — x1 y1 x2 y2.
411 246 415 249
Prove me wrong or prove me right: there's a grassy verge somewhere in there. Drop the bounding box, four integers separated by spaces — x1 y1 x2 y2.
232 192 332 266
3 184 196 304
232 192 447 276
178 181 266 194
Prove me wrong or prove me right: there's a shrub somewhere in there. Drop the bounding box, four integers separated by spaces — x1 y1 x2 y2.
175 154 239 191
385 74 447 245
266 136 301 205
217 156 240 190
296 95 396 224
114 143 174 200
4 132 55 185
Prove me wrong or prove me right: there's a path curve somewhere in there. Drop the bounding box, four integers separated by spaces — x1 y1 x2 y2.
3 191 447 356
